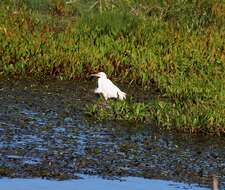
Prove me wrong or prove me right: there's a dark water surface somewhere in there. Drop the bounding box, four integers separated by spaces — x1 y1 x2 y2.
0 79 224 189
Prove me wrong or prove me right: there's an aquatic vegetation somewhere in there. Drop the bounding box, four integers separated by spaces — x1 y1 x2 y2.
86 98 225 135
0 0 224 135
86 99 149 122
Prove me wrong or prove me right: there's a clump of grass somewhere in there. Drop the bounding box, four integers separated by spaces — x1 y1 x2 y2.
86 98 150 122
86 98 225 135
0 0 224 135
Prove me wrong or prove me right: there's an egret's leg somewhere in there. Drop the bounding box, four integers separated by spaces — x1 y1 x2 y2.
102 98 110 108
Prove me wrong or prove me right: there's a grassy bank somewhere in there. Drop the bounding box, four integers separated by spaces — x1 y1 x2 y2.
0 0 224 135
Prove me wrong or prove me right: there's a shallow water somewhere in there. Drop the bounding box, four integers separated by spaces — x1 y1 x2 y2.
0 79 224 189
0 175 210 190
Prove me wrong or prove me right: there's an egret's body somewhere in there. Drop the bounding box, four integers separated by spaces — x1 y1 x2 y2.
91 72 126 100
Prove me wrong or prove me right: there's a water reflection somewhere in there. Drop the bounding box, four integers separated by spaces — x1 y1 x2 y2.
0 175 209 190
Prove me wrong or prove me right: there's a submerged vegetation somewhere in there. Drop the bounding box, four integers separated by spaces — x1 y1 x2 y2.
0 0 224 135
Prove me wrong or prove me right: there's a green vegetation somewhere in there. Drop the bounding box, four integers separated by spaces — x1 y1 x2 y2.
86 98 225 135
0 0 224 135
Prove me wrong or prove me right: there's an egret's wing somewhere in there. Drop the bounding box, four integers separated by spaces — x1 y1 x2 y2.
118 91 126 100
101 79 124 99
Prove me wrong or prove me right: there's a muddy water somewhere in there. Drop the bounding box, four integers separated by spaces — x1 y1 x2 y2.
0 79 224 189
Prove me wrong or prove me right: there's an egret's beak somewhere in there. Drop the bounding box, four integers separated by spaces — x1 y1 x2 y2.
91 73 100 77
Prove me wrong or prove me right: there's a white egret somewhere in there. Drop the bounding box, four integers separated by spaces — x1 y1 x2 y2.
91 72 126 100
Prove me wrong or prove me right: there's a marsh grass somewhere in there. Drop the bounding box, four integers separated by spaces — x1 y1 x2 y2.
86 98 225 135
0 0 224 135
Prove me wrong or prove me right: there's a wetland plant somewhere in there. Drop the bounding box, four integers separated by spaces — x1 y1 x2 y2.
0 0 224 135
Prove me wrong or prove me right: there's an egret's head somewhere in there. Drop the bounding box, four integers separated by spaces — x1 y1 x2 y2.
91 72 107 79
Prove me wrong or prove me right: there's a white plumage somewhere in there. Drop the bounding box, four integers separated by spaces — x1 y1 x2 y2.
91 72 126 100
